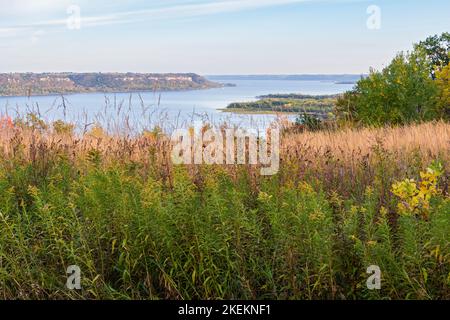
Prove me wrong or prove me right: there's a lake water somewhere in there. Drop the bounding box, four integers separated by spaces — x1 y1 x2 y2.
0 77 354 133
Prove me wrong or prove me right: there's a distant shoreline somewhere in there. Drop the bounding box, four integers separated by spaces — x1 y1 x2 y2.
207 74 365 82
219 108 298 115
0 85 230 99
223 93 337 116
0 72 227 98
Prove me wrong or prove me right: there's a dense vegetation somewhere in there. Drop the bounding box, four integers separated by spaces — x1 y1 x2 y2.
0 73 222 97
226 95 336 117
336 33 449 126
0 118 448 300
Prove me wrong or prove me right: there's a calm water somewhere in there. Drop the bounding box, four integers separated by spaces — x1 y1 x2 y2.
0 78 354 133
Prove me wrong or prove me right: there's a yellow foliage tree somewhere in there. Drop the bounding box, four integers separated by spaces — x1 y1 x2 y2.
435 62 450 119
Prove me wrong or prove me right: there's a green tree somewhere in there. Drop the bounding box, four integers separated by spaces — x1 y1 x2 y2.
415 32 450 78
435 62 450 119
336 48 440 126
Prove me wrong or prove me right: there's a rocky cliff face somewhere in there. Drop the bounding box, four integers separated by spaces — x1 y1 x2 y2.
0 73 222 96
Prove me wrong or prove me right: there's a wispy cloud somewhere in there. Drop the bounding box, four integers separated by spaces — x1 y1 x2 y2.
0 0 314 37
84 0 319 27
0 0 370 42
0 0 71 15
0 27 19 38
116 0 314 21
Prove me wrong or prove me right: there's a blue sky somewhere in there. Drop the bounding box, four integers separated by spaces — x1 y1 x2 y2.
0 0 449 74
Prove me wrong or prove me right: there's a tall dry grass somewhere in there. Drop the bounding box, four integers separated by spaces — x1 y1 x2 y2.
285 121 450 158
0 117 448 300
2 120 448 166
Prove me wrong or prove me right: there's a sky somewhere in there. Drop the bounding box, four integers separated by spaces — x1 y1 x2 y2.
0 0 449 74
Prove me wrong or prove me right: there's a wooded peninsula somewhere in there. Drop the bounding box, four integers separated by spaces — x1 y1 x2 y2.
224 93 338 117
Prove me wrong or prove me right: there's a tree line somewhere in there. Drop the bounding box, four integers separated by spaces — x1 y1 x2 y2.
335 32 449 126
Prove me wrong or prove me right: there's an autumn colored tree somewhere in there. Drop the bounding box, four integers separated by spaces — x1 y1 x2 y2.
435 62 450 119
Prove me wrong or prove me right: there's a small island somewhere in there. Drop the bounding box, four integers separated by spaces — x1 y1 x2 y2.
0 72 225 97
223 93 339 118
